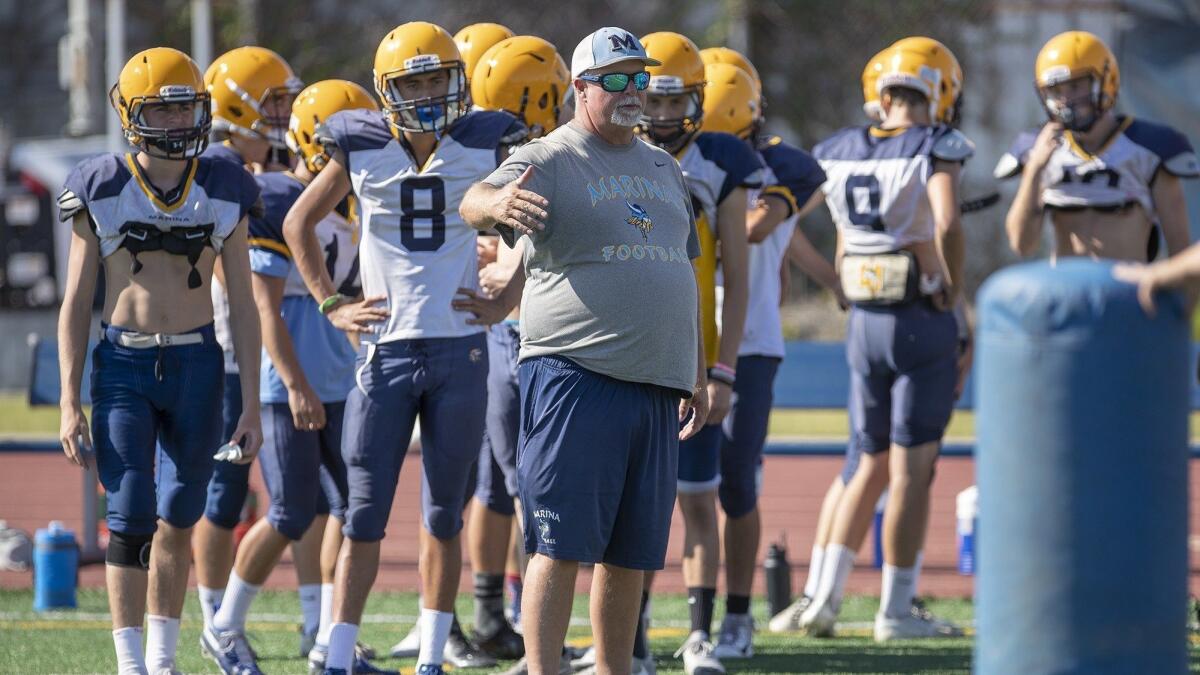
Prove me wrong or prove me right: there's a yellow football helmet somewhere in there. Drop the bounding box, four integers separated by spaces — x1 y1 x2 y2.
454 22 514 85
374 21 468 134
699 47 761 98
700 62 759 139
876 37 961 124
861 47 889 122
286 80 379 174
1035 30 1119 131
471 36 569 138
639 32 707 146
109 47 212 159
204 46 303 148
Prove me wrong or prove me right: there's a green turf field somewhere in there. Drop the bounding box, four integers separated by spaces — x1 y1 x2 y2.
3 589 1199 673
0 589 982 674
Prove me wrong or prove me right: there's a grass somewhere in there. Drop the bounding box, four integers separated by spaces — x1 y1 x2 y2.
0 393 70 437
5 589 1200 673
0 589 980 674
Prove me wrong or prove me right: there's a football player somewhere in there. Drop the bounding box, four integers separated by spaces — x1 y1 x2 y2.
999 30 1196 262
799 37 971 641
282 22 527 675
635 31 761 675
699 57 836 658
199 80 395 675
57 47 262 674
192 45 309 642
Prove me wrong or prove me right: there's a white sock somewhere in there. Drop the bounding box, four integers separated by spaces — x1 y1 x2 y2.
198 585 224 630
327 622 359 671
112 626 146 675
316 583 335 648
813 543 856 612
212 572 260 633
803 545 825 598
912 550 924 597
145 615 180 671
418 607 454 667
880 564 917 618
299 583 322 635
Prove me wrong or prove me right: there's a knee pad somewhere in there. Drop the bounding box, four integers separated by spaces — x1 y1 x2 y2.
424 506 464 541
718 471 759 519
106 530 153 570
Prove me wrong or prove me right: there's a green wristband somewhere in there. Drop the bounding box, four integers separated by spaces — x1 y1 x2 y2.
319 294 346 315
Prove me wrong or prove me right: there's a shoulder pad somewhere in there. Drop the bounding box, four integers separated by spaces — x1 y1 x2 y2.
931 128 975 163
758 139 826 209
56 188 85 222
325 109 392 156
811 126 871 162
449 110 528 150
993 130 1038 179
202 142 244 166
58 153 127 222
694 131 765 190
1125 118 1200 178
196 157 262 221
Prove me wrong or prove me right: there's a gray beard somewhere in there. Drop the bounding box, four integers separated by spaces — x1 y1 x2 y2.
610 107 641 127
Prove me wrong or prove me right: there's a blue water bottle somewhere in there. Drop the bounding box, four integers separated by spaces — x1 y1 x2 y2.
956 486 978 575
34 521 78 611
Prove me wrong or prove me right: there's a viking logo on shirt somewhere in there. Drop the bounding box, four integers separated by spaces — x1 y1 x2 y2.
625 200 653 240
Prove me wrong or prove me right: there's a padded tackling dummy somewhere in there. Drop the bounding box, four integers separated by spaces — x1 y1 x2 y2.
975 259 1189 674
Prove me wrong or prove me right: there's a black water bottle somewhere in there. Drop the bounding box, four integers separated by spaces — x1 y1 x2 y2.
764 538 792 618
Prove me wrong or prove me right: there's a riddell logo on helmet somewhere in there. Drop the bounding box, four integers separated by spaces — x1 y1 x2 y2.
404 54 442 72
649 75 685 94
158 85 196 100
1040 65 1073 86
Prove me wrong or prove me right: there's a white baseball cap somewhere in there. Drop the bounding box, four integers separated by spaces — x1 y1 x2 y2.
571 27 661 79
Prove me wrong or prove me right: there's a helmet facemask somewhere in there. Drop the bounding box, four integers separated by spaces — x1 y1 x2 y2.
1039 74 1104 132
378 61 468 135
638 82 703 149
112 85 212 160
254 85 303 148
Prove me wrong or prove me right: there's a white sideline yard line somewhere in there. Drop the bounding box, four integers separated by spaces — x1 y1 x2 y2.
0 610 937 632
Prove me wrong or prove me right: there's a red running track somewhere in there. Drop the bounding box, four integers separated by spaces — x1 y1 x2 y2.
3 452 1199 598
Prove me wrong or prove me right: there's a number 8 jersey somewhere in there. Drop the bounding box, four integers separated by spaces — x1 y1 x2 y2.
813 124 974 254
324 107 526 343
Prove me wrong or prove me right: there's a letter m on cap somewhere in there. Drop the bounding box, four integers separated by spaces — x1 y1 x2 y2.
608 32 637 52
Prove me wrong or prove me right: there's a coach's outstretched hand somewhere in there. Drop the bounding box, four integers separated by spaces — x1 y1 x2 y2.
490 166 549 236
679 380 711 441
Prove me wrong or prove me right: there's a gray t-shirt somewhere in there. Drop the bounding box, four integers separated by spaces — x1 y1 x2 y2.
484 122 700 395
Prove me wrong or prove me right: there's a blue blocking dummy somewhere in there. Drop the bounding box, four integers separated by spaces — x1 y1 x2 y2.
975 259 1189 674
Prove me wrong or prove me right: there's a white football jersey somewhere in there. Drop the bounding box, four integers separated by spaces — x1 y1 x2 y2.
994 116 1199 216
813 125 973 255
325 108 525 342
740 135 825 359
